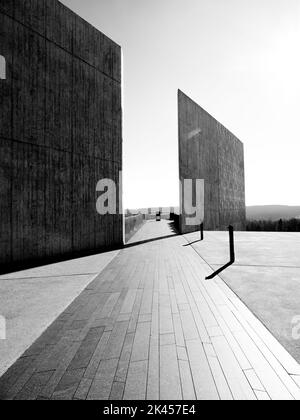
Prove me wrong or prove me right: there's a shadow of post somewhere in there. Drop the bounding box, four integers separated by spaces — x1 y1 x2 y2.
183 223 204 246
206 225 235 280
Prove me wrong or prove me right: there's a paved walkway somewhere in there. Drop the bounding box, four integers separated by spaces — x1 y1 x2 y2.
0 221 300 400
0 250 119 378
188 230 300 364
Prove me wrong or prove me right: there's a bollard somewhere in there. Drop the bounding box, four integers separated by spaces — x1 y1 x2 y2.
206 225 235 280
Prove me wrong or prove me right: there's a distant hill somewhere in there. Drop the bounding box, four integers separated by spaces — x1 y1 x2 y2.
246 206 300 221
127 205 300 222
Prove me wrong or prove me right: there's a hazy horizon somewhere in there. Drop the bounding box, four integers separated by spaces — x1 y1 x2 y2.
125 204 300 210
62 0 300 209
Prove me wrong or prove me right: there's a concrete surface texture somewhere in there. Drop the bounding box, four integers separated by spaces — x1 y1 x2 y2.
0 249 119 378
178 90 246 234
0 0 123 271
125 214 145 243
184 230 300 363
1 221 300 400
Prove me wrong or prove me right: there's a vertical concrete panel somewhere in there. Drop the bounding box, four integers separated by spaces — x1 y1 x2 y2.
45 44 72 151
73 58 95 156
73 14 97 68
11 142 47 262
45 148 72 258
94 71 104 160
0 0 15 17
45 0 74 52
72 153 96 253
112 81 122 164
0 1 123 272
178 90 245 233
15 0 46 37
0 13 14 139
12 21 46 146
218 130 246 230
0 139 12 265
94 157 106 248
102 76 114 162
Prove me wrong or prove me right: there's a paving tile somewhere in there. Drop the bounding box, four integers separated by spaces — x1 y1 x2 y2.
131 322 151 362
73 378 93 400
177 346 188 361
68 327 105 370
179 360 196 400
147 336 159 400
186 339 219 400
0 356 36 399
36 339 86 399
244 369 265 392
88 359 119 400
115 333 135 382
117 313 131 322
52 368 85 400
151 291 159 338
159 293 174 335
120 289 138 314
211 336 256 400
102 321 129 360
140 288 153 315
84 331 111 379
255 390 271 400
123 361 148 401
37 337 74 372
109 381 125 400
15 371 54 400
180 310 199 341
138 313 152 323
173 313 185 347
160 344 182 400
160 333 176 346
127 290 143 333
203 343 233 400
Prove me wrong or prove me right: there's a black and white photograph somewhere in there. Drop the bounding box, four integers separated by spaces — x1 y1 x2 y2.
0 0 300 405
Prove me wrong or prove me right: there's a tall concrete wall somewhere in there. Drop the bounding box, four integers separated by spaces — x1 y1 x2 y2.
178 90 246 233
0 1 123 271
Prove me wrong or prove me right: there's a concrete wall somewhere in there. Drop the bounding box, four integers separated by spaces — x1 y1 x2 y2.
125 214 145 243
178 90 246 233
0 1 123 271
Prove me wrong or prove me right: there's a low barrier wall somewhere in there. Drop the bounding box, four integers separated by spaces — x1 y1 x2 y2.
125 214 145 242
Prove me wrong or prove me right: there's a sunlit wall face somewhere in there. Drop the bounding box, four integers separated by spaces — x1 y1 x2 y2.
178 90 246 233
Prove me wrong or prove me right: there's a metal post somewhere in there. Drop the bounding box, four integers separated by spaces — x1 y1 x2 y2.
200 223 204 241
206 225 235 280
229 225 235 263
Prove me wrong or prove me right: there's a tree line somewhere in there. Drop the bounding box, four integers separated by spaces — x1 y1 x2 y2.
246 218 300 232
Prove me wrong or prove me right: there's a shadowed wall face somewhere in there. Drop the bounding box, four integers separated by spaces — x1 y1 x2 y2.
0 1 123 270
178 90 246 233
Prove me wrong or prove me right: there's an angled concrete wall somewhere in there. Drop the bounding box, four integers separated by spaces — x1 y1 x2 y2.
178 90 246 233
0 1 123 271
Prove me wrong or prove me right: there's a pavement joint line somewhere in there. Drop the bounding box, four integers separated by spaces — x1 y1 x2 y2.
0 273 100 281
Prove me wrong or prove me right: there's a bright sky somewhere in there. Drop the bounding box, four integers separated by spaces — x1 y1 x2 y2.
62 0 300 209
